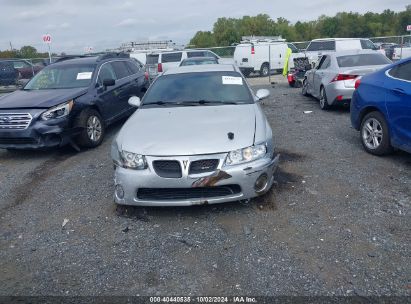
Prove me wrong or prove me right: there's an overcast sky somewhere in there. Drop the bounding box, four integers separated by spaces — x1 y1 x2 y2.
0 0 408 54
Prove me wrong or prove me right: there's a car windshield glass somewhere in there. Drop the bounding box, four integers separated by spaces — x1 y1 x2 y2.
24 64 96 90
306 41 336 52
146 54 159 64
143 71 253 106
337 54 391 67
181 59 217 66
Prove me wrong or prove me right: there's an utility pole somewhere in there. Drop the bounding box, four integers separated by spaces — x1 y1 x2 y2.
9 41 13 51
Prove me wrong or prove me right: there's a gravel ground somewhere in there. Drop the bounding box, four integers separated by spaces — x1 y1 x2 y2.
0 75 410 297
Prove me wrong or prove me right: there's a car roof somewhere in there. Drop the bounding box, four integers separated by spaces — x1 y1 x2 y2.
311 38 370 42
52 56 99 66
183 57 217 61
330 50 382 57
164 64 236 75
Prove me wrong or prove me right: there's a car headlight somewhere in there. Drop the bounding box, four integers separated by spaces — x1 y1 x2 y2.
120 150 147 170
41 100 74 120
224 143 267 166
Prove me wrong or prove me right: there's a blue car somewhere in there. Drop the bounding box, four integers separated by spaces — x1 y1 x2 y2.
0 53 148 150
351 57 411 155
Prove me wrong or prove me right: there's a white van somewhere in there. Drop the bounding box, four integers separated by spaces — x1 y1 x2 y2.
304 38 379 66
234 41 301 77
146 49 235 79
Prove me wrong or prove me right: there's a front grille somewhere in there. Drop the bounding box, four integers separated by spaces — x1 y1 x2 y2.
137 185 241 201
0 137 37 145
152 160 182 178
189 159 219 174
0 113 32 130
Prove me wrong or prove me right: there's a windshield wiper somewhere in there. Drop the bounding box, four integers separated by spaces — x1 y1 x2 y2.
179 100 238 106
143 101 169 106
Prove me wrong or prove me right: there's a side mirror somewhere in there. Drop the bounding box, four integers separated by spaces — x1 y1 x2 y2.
128 96 141 107
103 78 115 88
255 89 270 101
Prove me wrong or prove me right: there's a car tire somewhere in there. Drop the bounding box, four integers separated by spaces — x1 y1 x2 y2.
360 111 393 155
302 79 309 96
242 70 251 77
74 109 105 148
319 86 330 110
260 63 269 77
289 81 295 88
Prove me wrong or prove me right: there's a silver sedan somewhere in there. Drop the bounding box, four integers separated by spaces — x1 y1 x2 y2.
302 50 391 110
111 64 279 206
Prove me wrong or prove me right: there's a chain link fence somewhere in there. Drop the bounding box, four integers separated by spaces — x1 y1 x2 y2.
197 35 411 61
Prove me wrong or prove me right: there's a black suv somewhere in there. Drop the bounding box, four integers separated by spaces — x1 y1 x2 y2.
0 53 148 150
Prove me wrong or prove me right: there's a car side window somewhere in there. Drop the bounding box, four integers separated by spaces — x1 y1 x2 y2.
162 52 182 62
319 56 331 70
98 63 117 85
361 39 377 50
111 61 131 79
315 56 327 69
13 61 30 69
206 51 219 59
388 61 411 81
187 51 205 58
126 61 141 74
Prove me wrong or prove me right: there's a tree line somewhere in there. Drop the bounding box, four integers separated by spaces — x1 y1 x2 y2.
0 46 56 59
189 6 411 47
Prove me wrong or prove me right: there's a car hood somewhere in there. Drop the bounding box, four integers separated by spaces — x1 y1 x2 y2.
0 87 88 109
117 104 257 156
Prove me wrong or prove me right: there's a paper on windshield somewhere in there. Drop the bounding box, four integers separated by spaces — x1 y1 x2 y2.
76 72 93 80
222 76 243 85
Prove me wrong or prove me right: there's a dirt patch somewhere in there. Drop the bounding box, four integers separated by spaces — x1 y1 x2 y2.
1 150 76 212
277 149 307 163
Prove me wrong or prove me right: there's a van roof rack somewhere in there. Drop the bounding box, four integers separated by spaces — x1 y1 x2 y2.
241 36 286 43
96 52 130 61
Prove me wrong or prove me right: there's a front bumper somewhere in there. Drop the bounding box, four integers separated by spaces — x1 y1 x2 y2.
0 109 78 149
114 153 280 206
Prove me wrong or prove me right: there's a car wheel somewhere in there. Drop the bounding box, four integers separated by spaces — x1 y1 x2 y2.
75 109 105 148
319 87 330 110
302 79 309 96
360 111 393 155
289 81 295 87
242 70 251 77
260 63 269 77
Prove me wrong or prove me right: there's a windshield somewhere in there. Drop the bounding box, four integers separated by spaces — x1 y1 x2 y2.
146 54 159 64
143 71 253 106
337 54 391 67
24 64 96 90
181 58 218 66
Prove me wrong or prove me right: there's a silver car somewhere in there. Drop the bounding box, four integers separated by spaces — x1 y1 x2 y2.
111 64 279 206
302 50 391 110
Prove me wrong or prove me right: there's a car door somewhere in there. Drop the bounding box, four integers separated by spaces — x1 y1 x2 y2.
313 55 330 96
384 61 411 151
111 60 135 114
307 55 325 97
125 60 146 99
96 62 122 121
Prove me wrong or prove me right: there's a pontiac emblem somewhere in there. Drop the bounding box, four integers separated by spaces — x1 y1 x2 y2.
182 160 189 170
